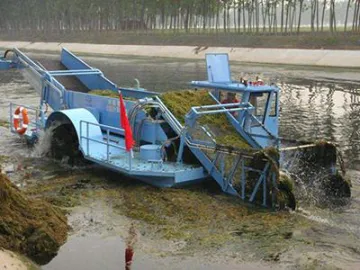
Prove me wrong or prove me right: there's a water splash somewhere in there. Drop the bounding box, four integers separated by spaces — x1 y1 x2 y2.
31 126 57 158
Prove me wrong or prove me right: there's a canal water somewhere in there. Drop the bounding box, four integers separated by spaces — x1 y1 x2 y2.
0 52 360 269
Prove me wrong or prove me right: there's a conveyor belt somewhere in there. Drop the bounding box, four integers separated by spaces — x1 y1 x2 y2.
35 59 90 93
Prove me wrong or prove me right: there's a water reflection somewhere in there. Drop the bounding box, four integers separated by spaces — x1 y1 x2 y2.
278 79 360 169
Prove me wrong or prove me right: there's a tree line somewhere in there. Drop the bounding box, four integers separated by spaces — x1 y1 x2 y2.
0 0 360 34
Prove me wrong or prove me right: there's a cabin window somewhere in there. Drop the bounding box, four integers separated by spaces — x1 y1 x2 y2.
249 92 268 119
269 92 277 117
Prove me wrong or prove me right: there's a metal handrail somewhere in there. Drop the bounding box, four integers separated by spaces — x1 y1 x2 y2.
191 102 254 115
15 48 46 73
191 106 254 115
15 51 65 108
80 120 125 133
151 95 272 160
154 96 183 130
192 102 250 109
80 120 132 169
48 69 102 77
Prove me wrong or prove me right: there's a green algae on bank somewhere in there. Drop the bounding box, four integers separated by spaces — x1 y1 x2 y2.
0 169 68 264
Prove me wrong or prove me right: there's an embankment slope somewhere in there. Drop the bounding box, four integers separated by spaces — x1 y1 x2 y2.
0 41 359 68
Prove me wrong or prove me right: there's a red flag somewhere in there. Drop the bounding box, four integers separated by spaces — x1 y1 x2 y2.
119 92 135 152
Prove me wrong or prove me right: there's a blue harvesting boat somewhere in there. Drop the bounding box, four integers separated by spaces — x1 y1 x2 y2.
0 48 351 209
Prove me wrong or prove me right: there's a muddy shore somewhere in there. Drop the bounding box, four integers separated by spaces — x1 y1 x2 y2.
0 249 38 270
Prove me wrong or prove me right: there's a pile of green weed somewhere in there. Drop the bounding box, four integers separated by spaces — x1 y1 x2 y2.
89 89 119 98
0 171 68 264
161 90 250 150
89 89 137 100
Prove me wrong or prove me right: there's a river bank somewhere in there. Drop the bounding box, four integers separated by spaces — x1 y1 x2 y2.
1 30 360 50
1 41 360 69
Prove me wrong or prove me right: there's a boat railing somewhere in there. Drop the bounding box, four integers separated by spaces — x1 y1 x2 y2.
15 51 65 109
190 101 254 115
80 120 133 169
185 101 257 145
154 96 183 133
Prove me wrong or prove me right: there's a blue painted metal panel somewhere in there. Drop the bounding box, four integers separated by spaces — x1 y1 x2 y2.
64 91 124 130
191 80 278 93
248 126 272 148
189 146 238 196
205 53 232 83
64 90 168 144
175 166 207 183
46 108 102 152
60 48 159 101
0 59 12 70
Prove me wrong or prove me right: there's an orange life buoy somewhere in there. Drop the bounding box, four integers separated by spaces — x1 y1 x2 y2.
13 107 29 135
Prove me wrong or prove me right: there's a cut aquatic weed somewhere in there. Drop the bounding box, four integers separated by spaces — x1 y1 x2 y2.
160 90 251 150
0 168 68 264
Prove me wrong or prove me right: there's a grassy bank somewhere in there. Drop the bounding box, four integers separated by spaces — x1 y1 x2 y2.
0 30 360 50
